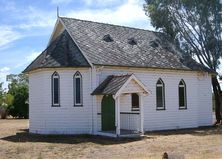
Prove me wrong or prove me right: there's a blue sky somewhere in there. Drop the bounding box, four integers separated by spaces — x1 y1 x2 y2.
0 0 153 87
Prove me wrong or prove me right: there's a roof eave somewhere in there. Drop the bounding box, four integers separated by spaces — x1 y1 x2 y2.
23 66 91 74
92 63 215 74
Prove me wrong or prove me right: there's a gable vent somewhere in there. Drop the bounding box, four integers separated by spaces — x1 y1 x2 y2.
128 38 137 45
102 34 114 42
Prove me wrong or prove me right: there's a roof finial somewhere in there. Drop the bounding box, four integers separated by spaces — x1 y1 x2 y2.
57 6 59 17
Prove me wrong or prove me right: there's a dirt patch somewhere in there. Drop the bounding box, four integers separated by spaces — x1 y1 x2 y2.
0 119 222 159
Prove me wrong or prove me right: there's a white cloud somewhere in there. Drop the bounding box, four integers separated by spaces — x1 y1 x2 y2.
17 7 56 29
0 67 10 88
83 0 122 6
0 67 10 72
0 6 55 49
15 51 41 69
66 0 153 30
26 51 41 62
0 26 21 47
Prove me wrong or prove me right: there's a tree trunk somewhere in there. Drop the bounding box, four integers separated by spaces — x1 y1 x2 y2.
212 76 221 124
0 108 8 119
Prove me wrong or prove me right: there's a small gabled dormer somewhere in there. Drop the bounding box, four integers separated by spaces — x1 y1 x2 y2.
102 34 114 42
128 38 137 45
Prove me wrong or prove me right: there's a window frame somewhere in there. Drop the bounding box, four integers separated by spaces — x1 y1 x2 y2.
74 71 83 107
51 71 60 107
156 78 165 110
178 79 187 110
131 93 139 111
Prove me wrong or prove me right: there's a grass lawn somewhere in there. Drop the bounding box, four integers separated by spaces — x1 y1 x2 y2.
0 119 222 159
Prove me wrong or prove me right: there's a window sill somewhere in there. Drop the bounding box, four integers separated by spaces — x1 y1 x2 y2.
131 108 140 111
179 107 187 110
52 105 60 107
74 105 83 107
156 108 166 111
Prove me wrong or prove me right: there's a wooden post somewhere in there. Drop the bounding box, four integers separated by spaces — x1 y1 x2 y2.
115 96 121 136
139 93 144 134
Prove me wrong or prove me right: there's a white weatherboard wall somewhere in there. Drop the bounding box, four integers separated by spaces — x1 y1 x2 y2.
29 69 92 134
95 67 212 131
197 73 213 126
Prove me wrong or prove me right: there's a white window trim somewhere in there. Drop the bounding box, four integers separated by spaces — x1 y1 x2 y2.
179 80 187 109
156 79 165 110
132 107 140 111
52 72 60 106
74 72 83 106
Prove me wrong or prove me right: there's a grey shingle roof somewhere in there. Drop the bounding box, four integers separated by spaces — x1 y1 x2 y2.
24 17 214 73
91 74 131 95
23 30 90 73
60 17 213 73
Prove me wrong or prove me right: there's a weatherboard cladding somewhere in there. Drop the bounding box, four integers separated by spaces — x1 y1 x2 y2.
91 74 131 95
24 17 213 73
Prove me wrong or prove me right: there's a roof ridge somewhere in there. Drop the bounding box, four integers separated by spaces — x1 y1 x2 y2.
113 74 132 77
59 16 161 34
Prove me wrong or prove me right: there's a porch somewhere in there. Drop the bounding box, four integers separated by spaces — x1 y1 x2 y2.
98 111 142 138
92 74 150 138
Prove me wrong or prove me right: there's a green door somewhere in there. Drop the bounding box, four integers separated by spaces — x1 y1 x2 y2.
101 95 115 131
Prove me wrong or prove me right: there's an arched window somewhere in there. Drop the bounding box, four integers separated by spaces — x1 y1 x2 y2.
156 78 165 110
74 71 83 106
178 79 187 109
132 93 139 111
52 72 60 106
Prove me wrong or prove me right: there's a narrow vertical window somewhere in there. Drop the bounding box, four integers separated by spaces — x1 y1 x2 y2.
156 78 165 110
74 71 83 106
179 79 187 109
52 72 60 106
132 93 139 111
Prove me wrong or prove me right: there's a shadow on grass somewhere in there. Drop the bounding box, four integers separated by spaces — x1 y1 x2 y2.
146 126 222 136
2 126 221 145
1 129 145 145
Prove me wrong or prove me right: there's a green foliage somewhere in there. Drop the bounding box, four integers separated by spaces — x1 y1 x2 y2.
7 74 29 119
0 82 4 104
144 0 222 71
8 85 28 118
0 93 14 119
0 83 8 119
144 0 222 122
4 93 14 106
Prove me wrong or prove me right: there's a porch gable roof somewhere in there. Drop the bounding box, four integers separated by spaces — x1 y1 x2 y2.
91 74 150 97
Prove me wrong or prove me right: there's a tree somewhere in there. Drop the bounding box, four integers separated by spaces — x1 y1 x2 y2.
0 82 6 119
144 0 222 124
7 74 28 95
7 74 29 118
0 93 14 119
0 83 14 119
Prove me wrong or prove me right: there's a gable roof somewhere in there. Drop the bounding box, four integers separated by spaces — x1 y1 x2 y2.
60 17 213 72
92 74 131 95
23 30 90 73
91 74 150 96
24 17 214 73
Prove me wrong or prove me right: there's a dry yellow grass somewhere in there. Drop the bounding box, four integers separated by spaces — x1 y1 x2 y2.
0 119 222 159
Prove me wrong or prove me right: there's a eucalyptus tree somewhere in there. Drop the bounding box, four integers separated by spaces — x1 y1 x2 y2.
144 0 222 123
